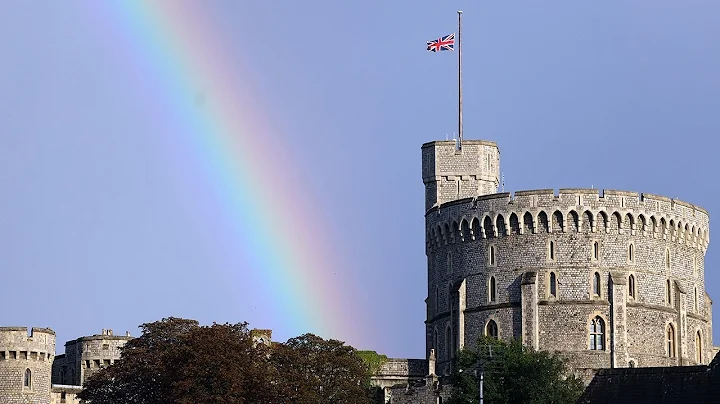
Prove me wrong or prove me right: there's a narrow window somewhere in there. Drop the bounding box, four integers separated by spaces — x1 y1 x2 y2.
666 249 671 269
667 324 676 358
549 241 555 260
696 331 703 363
489 276 497 302
589 316 605 350
486 320 499 339
447 252 452 273
593 272 601 297
446 327 452 359
60 369 65 384
666 279 672 305
549 272 557 298
628 275 635 299
693 257 698 276
593 241 599 260
628 360 636 368
628 244 634 262
489 246 496 266
694 287 699 312
24 368 31 388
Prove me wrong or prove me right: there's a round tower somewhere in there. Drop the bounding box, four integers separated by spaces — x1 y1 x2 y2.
422 142 712 381
0 327 55 404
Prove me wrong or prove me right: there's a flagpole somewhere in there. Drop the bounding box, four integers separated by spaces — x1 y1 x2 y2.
457 10 463 149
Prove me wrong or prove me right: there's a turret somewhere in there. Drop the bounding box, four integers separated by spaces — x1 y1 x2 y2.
421 140 500 211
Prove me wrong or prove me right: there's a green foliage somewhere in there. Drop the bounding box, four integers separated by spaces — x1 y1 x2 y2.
447 337 584 404
356 350 389 375
78 318 378 404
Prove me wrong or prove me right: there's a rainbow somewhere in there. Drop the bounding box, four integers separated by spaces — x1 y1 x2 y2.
98 3 368 347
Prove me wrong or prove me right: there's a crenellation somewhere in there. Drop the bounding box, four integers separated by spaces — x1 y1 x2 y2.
423 140 713 383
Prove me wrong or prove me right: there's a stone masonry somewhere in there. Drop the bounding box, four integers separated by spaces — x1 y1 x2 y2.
422 140 713 381
0 327 56 404
0 327 130 404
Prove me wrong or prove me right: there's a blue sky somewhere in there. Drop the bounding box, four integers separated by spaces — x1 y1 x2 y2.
1 1 718 359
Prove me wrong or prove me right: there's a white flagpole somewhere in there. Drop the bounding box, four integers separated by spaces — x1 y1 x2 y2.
457 10 463 149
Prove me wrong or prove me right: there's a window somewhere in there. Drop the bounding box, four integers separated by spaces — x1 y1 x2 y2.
593 272 601 297
549 272 557 298
486 320 499 339
593 241 599 260
447 252 452 273
628 244 634 263
435 286 439 313
446 326 452 359
60 369 65 384
24 368 31 388
589 317 605 350
694 287 699 312
489 276 497 302
696 331 703 363
489 245 496 266
667 324 676 358
666 279 672 305
666 249 671 269
628 360 636 368
628 275 636 299
548 240 555 261
693 257 698 276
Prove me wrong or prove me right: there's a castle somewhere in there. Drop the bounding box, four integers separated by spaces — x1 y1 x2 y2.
0 327 131 404
1 138 714 403
422 139 713 379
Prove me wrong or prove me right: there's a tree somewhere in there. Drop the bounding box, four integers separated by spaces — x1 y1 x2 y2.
270 333 372 404
447 337 584 404
78 317 278 404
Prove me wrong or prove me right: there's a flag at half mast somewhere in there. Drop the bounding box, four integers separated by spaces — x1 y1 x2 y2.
426 33 455 52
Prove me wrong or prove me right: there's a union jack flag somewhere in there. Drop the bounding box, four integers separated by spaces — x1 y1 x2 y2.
427 33 455 52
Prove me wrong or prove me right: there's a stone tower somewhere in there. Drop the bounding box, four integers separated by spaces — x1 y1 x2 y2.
422 139 712 381
52 328 132 386
0 327 55 404
421 140 500 211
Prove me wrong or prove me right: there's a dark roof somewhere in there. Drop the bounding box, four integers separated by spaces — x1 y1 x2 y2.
577 354 720 404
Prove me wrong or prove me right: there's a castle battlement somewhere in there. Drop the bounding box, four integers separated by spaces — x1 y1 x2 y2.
422 140 713 381
426 188 709 253
0 327 55 403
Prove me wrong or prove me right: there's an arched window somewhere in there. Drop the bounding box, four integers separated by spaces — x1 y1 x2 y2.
628 360 636 368
589 317 605 350
549 272 557 298
59 369 65 385
593 272 601 297
489 276 497 302
628 275 636 299
665 249 671 269
666 279 672 305
446 326 452 359
593 241 599 260
696 331 703 363
628 244 634 262
489 245 496 266
24 368 31 388
549 241 555 261
486 320 499 339
667 324 676 358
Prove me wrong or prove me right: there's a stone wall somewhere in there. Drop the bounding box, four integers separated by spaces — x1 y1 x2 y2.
52 329 132 385
0 327 55 404
422 140 712 379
